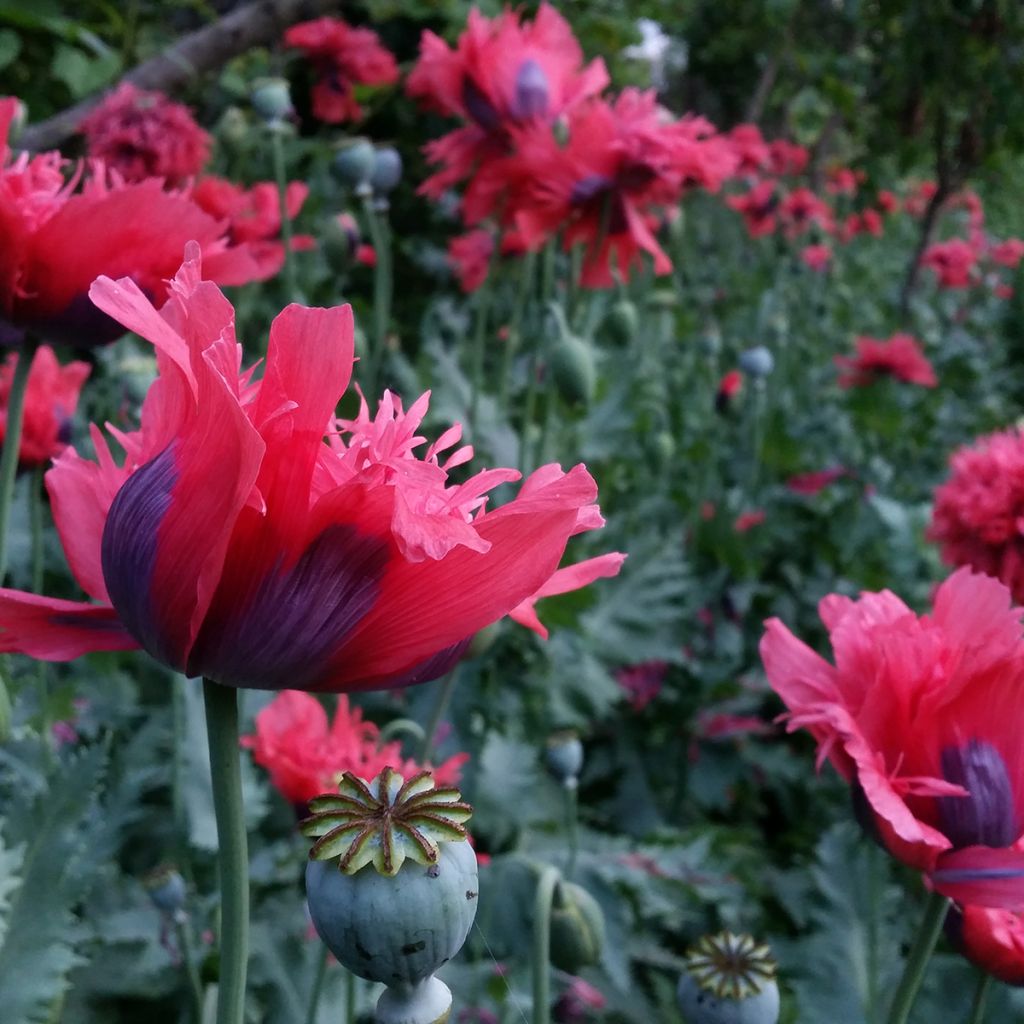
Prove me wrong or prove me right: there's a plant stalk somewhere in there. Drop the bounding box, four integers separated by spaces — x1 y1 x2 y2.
532 866 561 1024
0 338 36 583
885 891 949 1024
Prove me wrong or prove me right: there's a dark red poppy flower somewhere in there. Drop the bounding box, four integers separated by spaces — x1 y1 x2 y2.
825 166 861 196
553 977 606 1023
835 333 937 389
192 176 315 281
0 97 262 347
79 84 211 185
407 3 608 217
767 139 808 177
947 892 1024 984
727 180 778 238
241 690 467 805
929 428 1024 603
777 187 833 238
715 369 743 413
922 238 978 288
0 345 89 467
800 244 832 272
904 180 939 217
785 467 847 496
840 208 883 241
761 568 1024 909
726 124 770 177
733 509 765 532
615 660 667 711
448 229 494 292
0 245 612 693
877 190 900 214
991 239 1024 269
284 16 399 123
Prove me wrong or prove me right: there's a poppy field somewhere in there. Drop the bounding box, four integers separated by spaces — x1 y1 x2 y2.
3 3 1024 1023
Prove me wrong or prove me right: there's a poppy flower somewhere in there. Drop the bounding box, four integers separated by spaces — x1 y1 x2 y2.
877 190 900 214
825 166 861 196
0 345 90 467
191 176 315 281
922 238 978 288
761 568 1024 909
725 124 770 177
800 244 832 272
727 180 778 238
733 509 765 532
929 428 1024 603
0 244 612 693
0 96 263 347
615 660 667 711
79 83 211 185
407 3 608 219
840 208 883 241
834 333 937 388
448 229 494 293
715 369 743 412
947 892 1024 985
553 977 606 1023
241 689 467 806
785 466 847 496
284 17 399 123
777 187 833 238
767 139 808 177
990 239 1024 269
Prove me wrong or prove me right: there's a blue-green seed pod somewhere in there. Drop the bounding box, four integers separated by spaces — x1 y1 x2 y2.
738 346 774 378
549 881 605 972
676 932 780 1024
333 140 377 192
371 147 404 194
303 768 479 1024
144 866 187 917
250 78 294 123
545 730 583 786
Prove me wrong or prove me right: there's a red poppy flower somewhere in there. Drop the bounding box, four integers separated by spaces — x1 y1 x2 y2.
448 229 494 293
407 3 608 218
922 238 978 288
877 190 900 214
0 244 609 693
948 894 1024 984
0 345 90 467
192 176 315 281
284 17 398 123
767 139 808 177
825 166 861 196
800 244 832 272
777 187 833 238
241 690 467 805
79 84 210 185
990 239 1024 269
929 428 1024 603
727 180 778 238
785 466 847 496
726 124 770 177
840 208 884 241
733 509 765 532
761 568 1024 908
834 333 937 389
0 97 261 347
615 660 667 711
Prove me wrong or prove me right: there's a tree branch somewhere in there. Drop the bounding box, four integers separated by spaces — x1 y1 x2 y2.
18 0 342 152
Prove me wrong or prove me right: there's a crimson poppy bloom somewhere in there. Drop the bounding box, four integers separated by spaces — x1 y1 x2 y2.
922 238 978 288
241 690 467 805
192 176 315 281
733 509 765 532
0 244 612 693
785 467 847 496
834 333 937 389
407 3 608 219
284 17 399 123
947 893 1024 985
761 568 1024 909
0 97 262 347
727 181 778 238
929 428 1024 603
725 124 770 177
777 187 833 238
990 239 1024 269
448 229 494 293
0 345 90 467
825 166 861 196
79 84 211 185
615 660 667 711
767 139 808 177
800 244 832 272
877 190 900 214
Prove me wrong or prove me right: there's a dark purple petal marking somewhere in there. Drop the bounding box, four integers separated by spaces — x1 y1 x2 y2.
101 444 179 666
462 76 501 132
36 291 129 348
188 524 388 689
938 740 1018 848
570 174 614 207
512 59 549 120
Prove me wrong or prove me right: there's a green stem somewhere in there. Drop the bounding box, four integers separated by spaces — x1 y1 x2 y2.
532 866 560 1024
361 197 392 396
202 680 249 1024
885 891 949 1024
0 338 37 583
270 127 298 303
304 945 328 1024
469 247 499 439
419 667 459 764
564 784 579 880
176 916 205 1023
344 969 356 1024
29 465 48 724
378 718 426 746
967 971 992 1024
866 844 881 1024
499 251 536 415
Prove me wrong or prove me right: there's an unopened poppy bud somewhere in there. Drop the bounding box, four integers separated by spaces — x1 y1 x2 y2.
333 139 377 192
548 305 596 406
250 78 294 123
545 730 583 787
216 106 250 148
676 932 779 1024
303 768 478 1024
323 212 362 271
739 346 774 378
604 298 638 344
144 866 188 919
371 147 403 195
549 881 605 972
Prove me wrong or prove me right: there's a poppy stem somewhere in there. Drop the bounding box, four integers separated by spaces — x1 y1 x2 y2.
532 865 560 1024
469 239 500 439
202 679 249 1024
885 890 949 1024
0 337 37 584
499 250 535 415
967 971 992 1024
29 465 49 732
564 783 579 880
174 915 205 1023
420 666 459 764
304 944 328 1024
269 125 298 303
361 197 392 396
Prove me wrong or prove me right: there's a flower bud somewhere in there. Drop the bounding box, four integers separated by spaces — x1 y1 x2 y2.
548 304 596 406
303 768 478 1024
216 106 250 149
738 346 774 378
371 147 403 195
323 212 362 272
250 78 294 123
549 881 605 973
333 139 377 193
604 298 638 345
676 932 779 1024
545 730 583 787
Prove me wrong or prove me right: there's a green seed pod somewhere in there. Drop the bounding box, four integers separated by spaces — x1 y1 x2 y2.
676 932 780 1024
604 298 639 344
549 881 605 973
333 140 377 193
303 768 478 1024
250 78 294 123
550 334 596 406
216 106 250 150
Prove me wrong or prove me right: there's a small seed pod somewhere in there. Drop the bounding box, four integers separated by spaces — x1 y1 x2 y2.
333 139 377 194
676 931 780 1024
371 147 404 196
549 881 605 972
545 730 583 788
250 77 294 124
302 767 478 1024
604 299 638 345
548 305 596 406
144 865 187 922
738 346 774 379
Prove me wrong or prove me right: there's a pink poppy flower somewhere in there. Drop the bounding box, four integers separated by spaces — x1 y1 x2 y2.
835 333 937 388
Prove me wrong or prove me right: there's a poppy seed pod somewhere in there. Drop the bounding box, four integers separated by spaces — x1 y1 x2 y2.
545 730 584 787
250 78 294 123
333 140 377 193
738 346 774 378
549 881 605 972
371 147 404 195
302 768 479 1024
604 298 638 344
676 932 780 1024
548 305 596 406
144 865 187 920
